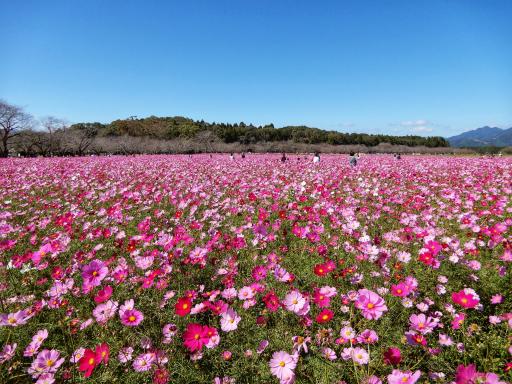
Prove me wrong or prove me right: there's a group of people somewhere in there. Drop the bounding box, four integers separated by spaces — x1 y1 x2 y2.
229 151 365 167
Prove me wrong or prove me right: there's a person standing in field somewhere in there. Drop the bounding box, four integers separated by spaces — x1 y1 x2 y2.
281 153 287 162
349 152 357 167
229 153 234 160
313 152 320 163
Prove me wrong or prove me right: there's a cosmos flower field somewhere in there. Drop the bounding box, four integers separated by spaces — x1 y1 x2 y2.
0 154 511 384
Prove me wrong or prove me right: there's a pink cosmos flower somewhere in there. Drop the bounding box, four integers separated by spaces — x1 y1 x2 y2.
452 313 466 329
251 265 267 281
220 308 241 332
322 347 337 360
132 352 155 372
70 348 86 363
452 289 479 309
118 347 134 363
409 313 439 334
364 376 382 384
238 286 255 300
1 309 32 327
283 291 306 314
24 329 48 357
94 285 113 303
0 343 17 364
93 300 119 324
351 347 369 365
28 349 65 378
357 329 379 344
438 334 453 346
313 288 331 307
425 240 442 255
390 282 410 297
501 249 512 262
355 289 388 320
257 340 269 354
340 326 356 341
292 336 311 354
387 369 421 384
269 351 297 382
82 259 108 287
183 323 210 353
204 326 220 349
120 309 144 326
35 373 55 384
383 347 401 365
455 364 507 384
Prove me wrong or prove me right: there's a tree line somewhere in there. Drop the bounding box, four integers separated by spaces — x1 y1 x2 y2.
1 99 450 157
99 116 449 147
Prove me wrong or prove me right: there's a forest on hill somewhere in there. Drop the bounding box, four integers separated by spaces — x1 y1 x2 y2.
76 116 449 147
2 99 459 157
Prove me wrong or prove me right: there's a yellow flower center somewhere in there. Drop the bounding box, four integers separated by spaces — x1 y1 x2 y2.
129 315 136 322
367 303 374 309
279 361 285 367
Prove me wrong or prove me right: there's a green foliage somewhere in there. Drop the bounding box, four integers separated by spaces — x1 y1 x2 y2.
70 117 450 148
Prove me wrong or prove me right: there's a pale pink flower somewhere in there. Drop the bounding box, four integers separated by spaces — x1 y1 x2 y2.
269 351 297 382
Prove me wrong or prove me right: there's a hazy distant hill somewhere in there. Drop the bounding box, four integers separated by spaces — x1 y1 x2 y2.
448 126 512 147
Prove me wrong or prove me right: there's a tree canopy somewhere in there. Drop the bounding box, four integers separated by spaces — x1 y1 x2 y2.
72 116 449 148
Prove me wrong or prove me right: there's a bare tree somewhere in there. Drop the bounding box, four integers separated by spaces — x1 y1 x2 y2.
11 129 40 156
0 100 33 157
194 130 220 153
62 124 97 155
40 116 67 155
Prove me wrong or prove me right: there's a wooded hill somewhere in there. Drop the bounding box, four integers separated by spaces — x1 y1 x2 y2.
71 116 449 147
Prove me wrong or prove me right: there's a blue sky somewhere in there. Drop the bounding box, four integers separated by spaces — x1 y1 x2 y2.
1 0 511 137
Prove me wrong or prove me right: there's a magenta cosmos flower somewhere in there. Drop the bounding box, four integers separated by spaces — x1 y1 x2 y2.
452 289 479 309
82 259 108 287
269 351 297 382
183 323 210 353
355 289 388 320
120 309 144 326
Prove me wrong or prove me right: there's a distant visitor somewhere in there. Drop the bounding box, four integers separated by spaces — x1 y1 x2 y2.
349 152 357 167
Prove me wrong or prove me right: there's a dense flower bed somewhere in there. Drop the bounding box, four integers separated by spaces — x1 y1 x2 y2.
0 154 511 384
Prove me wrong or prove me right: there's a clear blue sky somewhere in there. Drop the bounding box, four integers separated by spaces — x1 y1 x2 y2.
1 0 511 137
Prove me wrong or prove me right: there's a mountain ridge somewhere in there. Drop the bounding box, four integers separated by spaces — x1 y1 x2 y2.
448 126 512 147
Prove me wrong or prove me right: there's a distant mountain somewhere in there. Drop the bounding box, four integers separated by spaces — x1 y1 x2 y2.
448 126 512 147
